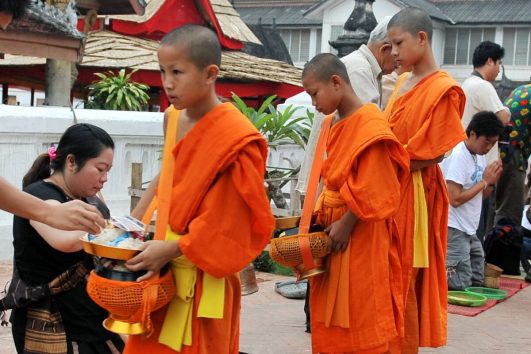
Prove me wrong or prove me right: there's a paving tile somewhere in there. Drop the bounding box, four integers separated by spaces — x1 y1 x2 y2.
0 264 529 354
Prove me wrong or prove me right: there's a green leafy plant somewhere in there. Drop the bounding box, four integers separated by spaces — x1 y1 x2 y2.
253 251 293 276
231 93 312 149
297 109 314 143
232 93 313 214
86 69 150 111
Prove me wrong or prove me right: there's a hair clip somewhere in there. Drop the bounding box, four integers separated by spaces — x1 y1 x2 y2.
48 146 57 161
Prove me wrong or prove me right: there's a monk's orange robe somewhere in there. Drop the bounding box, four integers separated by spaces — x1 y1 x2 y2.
386 71 466 351
124 102 275 354
310 104 410 353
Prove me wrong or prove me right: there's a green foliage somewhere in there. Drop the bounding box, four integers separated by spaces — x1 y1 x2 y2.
231 93 313 150
253 251 293 276
86 69 150 111
297 109 314 143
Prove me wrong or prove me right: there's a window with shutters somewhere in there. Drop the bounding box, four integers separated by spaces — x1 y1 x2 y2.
503 27 531 66
329 25 344 55
444 27 531 66
278 28 313 63
443 27 496 65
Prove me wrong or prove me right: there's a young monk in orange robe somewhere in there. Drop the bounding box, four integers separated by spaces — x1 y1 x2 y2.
123 24 274 354
302 53 410 353
385 8 467 353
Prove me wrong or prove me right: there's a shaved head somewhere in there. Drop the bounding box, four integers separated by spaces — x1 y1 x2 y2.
388 7 433 41
302 53 350 84
160 24 221 69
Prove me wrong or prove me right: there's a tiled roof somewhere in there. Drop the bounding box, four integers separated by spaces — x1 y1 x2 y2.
393 0 454 23
235 0 529 27
304 0 453 23
432 0 531 24
235 5 321 26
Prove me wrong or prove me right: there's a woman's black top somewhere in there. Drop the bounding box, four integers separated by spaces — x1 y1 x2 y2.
12 180 113 343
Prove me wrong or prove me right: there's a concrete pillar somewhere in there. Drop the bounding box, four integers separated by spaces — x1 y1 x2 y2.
44 59 72 107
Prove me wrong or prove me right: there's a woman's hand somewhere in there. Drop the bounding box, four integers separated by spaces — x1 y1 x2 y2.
44 200 105 234
126 240 181 281
325 210 357 253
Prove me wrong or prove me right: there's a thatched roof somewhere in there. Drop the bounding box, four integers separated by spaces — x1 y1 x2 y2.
0 30 301 86
108 0 260 44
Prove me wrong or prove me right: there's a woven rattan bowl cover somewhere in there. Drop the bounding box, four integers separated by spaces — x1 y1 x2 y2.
87 269 175 321
269 232 329 267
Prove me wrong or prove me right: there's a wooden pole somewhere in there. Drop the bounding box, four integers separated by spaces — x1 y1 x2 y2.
2 83 8 104
130 162 143 213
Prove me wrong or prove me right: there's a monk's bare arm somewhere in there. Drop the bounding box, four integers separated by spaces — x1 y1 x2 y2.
410 155 444 171
326 210 358 253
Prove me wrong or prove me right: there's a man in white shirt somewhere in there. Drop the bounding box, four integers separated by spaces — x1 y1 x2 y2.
441 111 504 290
461 41 511 240
461 41 510 163
341 16 395 109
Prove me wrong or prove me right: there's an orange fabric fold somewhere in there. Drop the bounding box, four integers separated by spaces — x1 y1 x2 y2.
124 102 275 354
310 104 409 353
385 71 466 351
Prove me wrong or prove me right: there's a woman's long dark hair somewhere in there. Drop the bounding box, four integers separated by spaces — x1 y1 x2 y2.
23 123 114 188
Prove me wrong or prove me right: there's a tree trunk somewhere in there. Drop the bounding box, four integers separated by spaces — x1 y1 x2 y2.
266 170 289 209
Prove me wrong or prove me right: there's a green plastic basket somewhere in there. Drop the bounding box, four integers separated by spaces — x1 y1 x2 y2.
465 287 508 300
448 291 487 307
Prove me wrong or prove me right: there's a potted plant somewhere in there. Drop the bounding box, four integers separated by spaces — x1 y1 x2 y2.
86 69 150 111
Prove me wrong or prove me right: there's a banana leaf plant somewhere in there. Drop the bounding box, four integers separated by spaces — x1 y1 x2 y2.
231 93 311 149
86 69 150 111
231 93 313 208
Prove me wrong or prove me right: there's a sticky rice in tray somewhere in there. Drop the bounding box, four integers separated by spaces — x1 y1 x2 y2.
81 226 144 260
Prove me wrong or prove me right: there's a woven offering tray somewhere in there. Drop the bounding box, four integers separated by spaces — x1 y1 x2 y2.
448 291 487 307
81 217 146 261
81 236 141 261
465 287 508 300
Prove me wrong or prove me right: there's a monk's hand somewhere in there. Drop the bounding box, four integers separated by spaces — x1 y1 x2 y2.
125 240 181 281
325 210 357 254
44 200 105 234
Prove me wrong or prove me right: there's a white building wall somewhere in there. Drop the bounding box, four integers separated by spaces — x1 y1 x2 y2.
373 0 401 21
320 0 353 53
432 25 446 67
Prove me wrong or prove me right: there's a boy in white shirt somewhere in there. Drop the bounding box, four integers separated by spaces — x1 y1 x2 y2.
441 111 504 290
